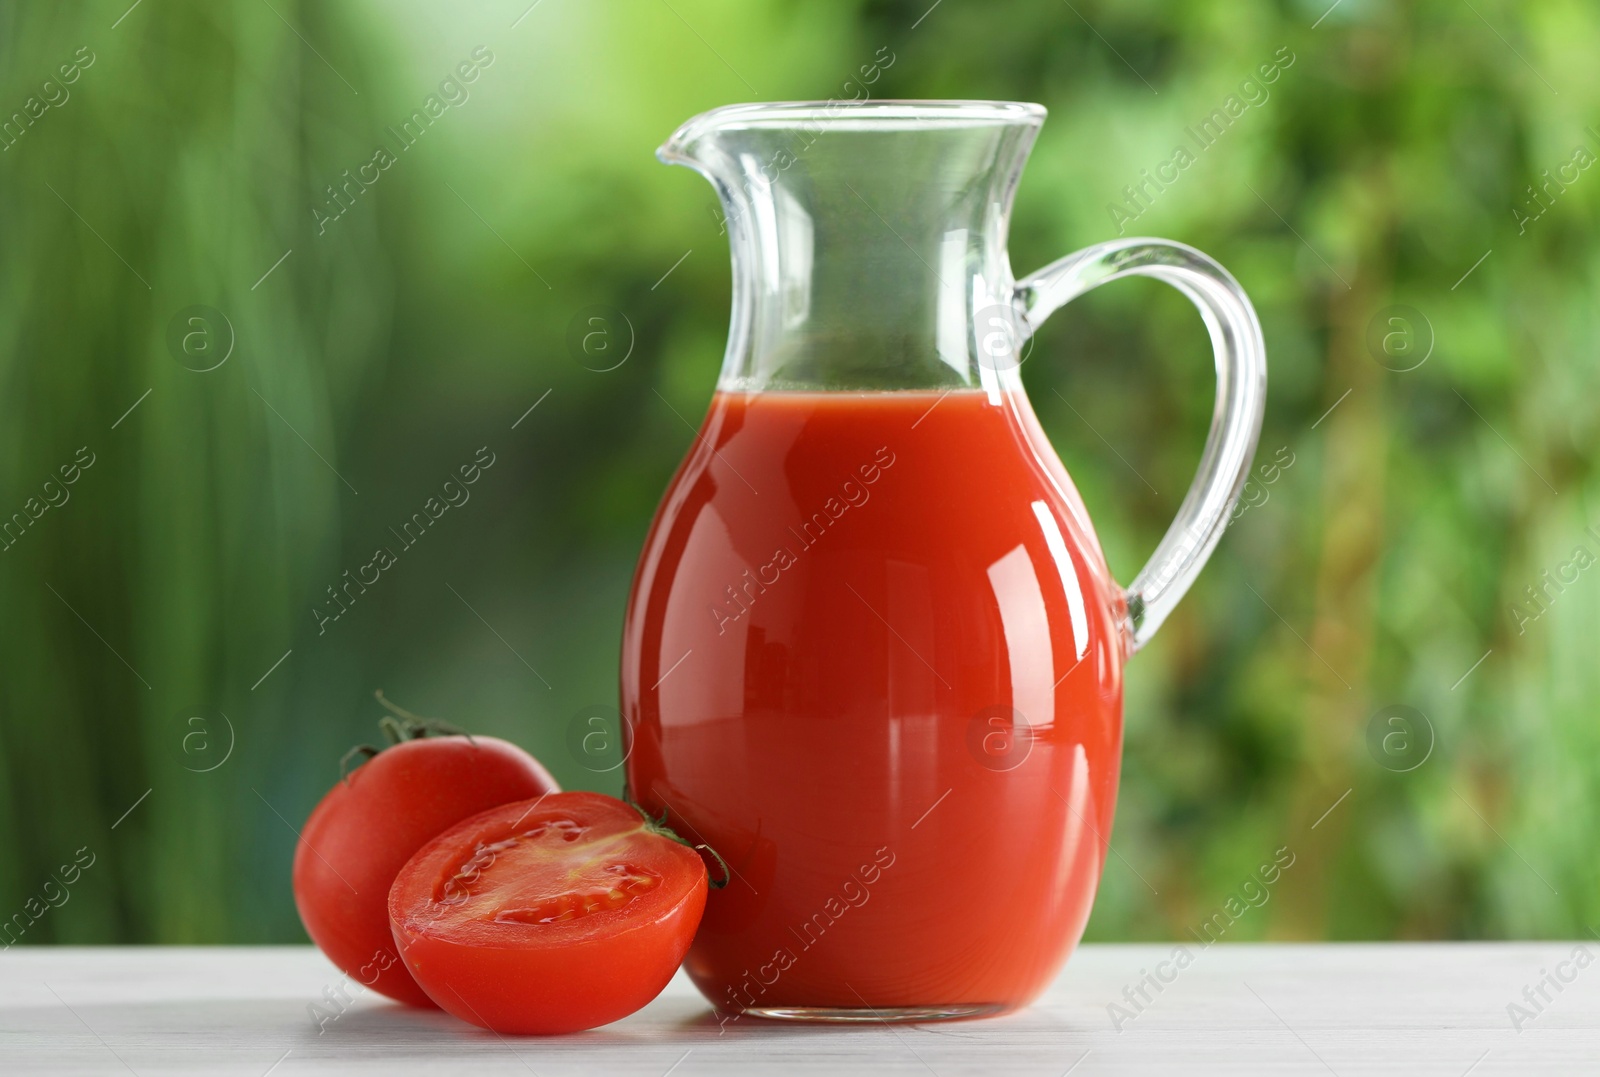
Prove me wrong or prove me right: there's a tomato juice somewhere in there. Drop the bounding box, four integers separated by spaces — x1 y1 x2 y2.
623 388 1126 1015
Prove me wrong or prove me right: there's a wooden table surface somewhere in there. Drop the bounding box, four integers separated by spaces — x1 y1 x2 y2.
3 943 1597 1074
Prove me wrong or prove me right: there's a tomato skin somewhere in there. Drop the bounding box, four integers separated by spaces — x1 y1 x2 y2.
292 736 559 1008
388 792 708 1034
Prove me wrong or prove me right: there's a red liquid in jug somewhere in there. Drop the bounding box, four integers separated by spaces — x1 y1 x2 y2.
623 388 1124 1013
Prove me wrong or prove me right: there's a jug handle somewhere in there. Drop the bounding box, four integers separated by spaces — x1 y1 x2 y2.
1014 237 1267 653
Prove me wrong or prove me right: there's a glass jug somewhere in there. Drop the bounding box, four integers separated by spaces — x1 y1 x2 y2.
622 101 1266 1021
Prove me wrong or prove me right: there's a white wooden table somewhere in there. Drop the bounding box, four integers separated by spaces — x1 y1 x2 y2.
3 944 1596 1074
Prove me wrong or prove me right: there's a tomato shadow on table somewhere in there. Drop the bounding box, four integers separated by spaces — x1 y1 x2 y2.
306 995 726 1045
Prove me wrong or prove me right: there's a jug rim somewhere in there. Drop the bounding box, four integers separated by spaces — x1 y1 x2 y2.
660 100 1045 161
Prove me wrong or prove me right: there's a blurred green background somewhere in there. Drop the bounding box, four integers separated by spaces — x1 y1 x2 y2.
1 0 1596 947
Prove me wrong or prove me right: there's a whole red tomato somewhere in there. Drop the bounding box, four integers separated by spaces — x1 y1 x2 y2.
292 695 559 1007
388 791 710 1033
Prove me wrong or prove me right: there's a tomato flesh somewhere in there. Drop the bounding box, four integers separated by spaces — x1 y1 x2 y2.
389 792 707 1034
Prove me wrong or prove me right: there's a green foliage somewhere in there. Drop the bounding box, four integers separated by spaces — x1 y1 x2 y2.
0 0 1594 945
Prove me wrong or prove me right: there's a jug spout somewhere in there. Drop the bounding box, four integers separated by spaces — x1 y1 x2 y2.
657 101 1046 392
655 108 734 175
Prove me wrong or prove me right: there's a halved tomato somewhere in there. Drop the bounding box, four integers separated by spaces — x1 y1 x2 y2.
387 791 709 1034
